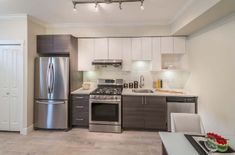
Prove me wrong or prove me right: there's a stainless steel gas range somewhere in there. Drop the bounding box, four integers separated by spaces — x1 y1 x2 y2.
89 79 123 133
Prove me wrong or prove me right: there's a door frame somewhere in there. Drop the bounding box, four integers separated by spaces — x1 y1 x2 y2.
0 40 24 134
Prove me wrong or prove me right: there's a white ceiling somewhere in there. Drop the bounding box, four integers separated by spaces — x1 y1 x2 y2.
0 0 193 26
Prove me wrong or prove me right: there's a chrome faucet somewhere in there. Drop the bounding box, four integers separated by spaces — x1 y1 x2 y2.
139 75 144 88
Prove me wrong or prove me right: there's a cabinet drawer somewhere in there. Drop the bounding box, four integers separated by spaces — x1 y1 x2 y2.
72 95 89 101
72 105 89 115
72 112 89 127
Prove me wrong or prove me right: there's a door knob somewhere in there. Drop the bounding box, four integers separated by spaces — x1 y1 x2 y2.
6 92 10 95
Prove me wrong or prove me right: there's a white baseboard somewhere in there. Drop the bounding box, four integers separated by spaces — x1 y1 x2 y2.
20 124 34 135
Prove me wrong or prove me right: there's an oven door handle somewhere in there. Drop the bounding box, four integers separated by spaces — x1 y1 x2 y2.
90 100 120 104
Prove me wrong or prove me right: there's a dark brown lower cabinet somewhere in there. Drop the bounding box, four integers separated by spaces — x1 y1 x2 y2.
71 94 89 127
123 96 144 129
123 95 167 130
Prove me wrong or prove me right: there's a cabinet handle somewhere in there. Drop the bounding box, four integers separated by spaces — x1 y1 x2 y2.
142 96 143 104
145 97 147 105
75 97 84 99
76 118 84 121
75 106 84 109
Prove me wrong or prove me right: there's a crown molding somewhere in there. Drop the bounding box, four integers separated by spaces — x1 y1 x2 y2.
28 15 47 28
45 21 170 28
0 14 27 20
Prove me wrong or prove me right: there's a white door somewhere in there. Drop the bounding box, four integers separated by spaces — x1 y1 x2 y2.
108 38 123 59
141 37 152 60
131 38 142 61
94 38 108 59
151 37 161 71
78 39 95 71
173 37 186 54
122 38 132 71
0 45 22 131
161 37 173 54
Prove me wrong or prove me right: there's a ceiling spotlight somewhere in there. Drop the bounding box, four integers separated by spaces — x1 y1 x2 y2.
119 2 122 10
140 0 144 10
73 3 77 11
95 3 99 12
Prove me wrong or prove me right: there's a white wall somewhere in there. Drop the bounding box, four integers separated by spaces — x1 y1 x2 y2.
186 13 235 135
27 18 46 128
46 25 170 37
0 16 28 133
0 15 46 134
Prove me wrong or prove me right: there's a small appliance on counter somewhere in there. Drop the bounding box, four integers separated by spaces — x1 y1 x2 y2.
129 82 134 88
82 82 91 90
123 83 128 88
154 79 163 89
134 81 139 89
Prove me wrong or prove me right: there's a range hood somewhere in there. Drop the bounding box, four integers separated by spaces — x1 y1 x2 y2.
92 59 122 67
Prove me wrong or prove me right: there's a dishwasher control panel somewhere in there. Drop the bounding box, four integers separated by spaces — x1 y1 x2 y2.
166 97 197 103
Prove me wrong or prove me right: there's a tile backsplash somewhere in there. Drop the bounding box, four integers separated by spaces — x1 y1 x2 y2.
83 61 190 89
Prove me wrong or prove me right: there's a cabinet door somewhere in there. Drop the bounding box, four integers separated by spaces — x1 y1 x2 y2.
151 37 161 71
37 35 53 54
108 38 123 59
131 38 142 61
122 38 132 71
94 38 108 59
142 37 152 60
78 39 94 71
161 37 173 54
71 95 89 127
53 35 70 54
145 96 167 130
123 96 144 129
173 37 186 54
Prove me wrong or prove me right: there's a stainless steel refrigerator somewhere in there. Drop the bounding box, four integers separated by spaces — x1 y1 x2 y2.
34 57 69 129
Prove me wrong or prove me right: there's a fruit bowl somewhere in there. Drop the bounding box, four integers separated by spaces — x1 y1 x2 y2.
206 132 229 152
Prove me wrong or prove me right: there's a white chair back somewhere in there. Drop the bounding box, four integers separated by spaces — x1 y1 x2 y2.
171 113 205 134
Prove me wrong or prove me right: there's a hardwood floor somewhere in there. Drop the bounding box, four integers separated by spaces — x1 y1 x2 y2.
0 129 162 155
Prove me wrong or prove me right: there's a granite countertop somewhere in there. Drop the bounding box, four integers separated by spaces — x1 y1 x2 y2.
122 88 197 97
71 87 96 95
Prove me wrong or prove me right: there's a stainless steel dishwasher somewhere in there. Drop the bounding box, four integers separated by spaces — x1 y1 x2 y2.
167 97 197 131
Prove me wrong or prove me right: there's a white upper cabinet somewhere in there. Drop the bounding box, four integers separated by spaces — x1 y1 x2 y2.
142 37 152 60
151 37 161 71
173 37 186 54
122 38 132 71
108 38 123 59
94 38 108 59
161 37 186 54
161 37 173 54
78 39 95 71
131 37 152 61
131 38 142 60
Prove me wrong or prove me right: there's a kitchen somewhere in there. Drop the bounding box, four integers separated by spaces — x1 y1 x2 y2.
0 0 235 155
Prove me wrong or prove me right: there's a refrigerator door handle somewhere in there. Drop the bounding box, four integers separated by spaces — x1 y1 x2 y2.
47 62 52 94
36 101 65 105
50 63 54 93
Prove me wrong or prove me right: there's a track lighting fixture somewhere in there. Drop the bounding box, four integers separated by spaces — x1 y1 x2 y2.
95 1 99 11
73 3 77 11
119 2 122 10
72 0 144 11
140 0 144 10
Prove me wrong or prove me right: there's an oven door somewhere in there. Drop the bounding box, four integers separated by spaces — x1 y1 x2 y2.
89 100 121 125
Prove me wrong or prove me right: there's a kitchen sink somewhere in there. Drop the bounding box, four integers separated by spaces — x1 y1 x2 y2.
132 89 154 93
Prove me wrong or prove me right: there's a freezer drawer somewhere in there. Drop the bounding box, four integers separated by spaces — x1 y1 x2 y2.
167 102 195 131
34 100 68 129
